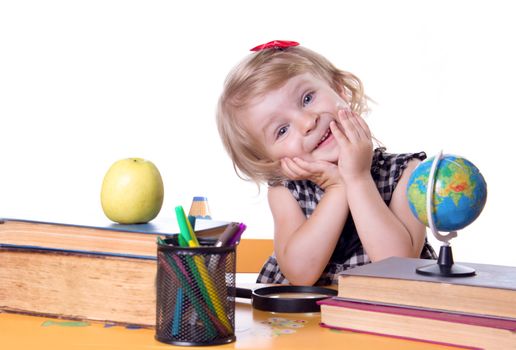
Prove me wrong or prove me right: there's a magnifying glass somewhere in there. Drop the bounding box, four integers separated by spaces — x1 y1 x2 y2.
235 286 337 313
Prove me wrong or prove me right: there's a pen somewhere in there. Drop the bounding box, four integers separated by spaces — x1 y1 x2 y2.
187 215 196 231
175 206 199 247
227 223 247 246
172 287 182 337
215 222 240 247
178 234 188 247
185 214 199 247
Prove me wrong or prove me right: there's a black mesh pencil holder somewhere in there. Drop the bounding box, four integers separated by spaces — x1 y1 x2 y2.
156 236 236 346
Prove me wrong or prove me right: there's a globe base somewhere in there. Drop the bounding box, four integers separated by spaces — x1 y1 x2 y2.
416 263 476 277
416 245 476 277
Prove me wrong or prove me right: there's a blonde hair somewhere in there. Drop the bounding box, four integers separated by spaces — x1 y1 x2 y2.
217 45 368 185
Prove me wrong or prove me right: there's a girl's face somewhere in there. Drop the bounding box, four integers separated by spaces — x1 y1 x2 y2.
242 73 349 164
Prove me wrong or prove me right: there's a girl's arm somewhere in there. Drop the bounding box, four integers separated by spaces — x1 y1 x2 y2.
331 110 425 261
344 160 426 260
268 182 349 285
268 157 350 285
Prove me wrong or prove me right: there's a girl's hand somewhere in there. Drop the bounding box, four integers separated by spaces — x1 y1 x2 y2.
330 109 373 183
280 157 343 190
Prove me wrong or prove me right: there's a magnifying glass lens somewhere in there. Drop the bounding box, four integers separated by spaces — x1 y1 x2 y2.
267 292 331 299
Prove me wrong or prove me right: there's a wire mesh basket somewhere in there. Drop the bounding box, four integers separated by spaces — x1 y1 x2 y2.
156 236 236 346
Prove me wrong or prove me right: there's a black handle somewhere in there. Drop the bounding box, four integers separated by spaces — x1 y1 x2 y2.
235 287 253 299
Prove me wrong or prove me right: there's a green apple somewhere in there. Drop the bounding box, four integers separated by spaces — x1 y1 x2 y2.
101 158 164 224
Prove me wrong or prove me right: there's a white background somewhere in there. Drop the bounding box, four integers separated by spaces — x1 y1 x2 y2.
1 1 514 266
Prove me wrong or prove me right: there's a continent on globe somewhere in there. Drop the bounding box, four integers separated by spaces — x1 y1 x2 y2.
407 155 487 232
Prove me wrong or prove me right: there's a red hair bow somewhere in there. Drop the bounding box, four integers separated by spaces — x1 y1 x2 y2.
250 40 300 52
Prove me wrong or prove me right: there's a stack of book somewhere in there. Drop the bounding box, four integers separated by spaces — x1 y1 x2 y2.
0 217 227 326
318 257 516 349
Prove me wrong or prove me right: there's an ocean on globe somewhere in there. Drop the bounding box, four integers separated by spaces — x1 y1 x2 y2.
406 155 487 232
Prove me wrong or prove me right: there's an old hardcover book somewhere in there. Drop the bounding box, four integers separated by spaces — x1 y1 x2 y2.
0 217 228 326
337 257 516 319
318 297 516 350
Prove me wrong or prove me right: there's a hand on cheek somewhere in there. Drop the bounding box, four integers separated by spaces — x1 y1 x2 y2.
330 109 373 182
281 157 311 180
280 157 343 190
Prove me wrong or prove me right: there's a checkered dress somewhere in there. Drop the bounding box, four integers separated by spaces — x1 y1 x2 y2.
256 148 437 285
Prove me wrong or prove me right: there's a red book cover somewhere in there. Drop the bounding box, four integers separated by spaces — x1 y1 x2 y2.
318 297 516 350
318 297 516 330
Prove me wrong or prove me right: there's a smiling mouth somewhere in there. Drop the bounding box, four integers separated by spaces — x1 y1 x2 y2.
316 128 331 148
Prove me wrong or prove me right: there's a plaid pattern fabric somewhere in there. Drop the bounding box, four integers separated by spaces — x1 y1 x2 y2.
257 148 437 285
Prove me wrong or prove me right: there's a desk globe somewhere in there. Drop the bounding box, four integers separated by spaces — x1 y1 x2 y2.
406 151 487 277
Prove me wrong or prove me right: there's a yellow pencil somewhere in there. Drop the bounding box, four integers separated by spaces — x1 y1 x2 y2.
192 254 231 332
185 234 232 332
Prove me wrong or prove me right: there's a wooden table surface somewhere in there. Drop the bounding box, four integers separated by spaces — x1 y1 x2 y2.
0 299 465 350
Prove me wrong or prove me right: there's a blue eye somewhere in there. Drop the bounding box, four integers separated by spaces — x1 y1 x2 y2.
276 125 289 139
303 92 314 106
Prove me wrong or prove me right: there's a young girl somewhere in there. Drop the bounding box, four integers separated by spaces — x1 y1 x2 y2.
217 40 436 286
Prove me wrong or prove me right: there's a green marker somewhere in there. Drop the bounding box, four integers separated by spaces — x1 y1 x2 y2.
175 205 199 247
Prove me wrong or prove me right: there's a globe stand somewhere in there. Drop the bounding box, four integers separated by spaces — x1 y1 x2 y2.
416 244 476 277
415 150 476 278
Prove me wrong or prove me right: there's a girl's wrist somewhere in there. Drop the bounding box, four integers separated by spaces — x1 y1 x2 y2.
324 182 347 195
342 172 374 187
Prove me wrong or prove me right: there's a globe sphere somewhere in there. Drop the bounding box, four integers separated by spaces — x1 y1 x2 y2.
407 155 487 232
